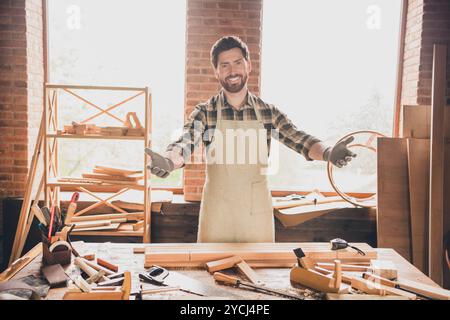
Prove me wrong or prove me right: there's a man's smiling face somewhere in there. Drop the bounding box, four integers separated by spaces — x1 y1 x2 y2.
214 47 252 93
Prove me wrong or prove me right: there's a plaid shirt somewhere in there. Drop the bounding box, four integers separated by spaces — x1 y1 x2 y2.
166 91 322 161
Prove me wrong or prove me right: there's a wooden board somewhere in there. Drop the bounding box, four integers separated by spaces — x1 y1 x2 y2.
94 165 142 176
82 173 143 182
377 138 411 261
407 138 430 274
402 105 431 138
73 223 120 232
429 44 447 286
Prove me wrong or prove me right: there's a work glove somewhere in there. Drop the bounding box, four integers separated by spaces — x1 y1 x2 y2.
145 148 175 178
323 136 357 168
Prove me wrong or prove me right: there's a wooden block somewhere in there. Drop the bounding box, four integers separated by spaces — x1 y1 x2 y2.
370 260 398 280
82 254 95 261
377 137 411 261
97 258 119 273
236 260 264 286
132 220 144 231
86 270 106 284
74 275 91 293
84 259 115 276
407 138 430 274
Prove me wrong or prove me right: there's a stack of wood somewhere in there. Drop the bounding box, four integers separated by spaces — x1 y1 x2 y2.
61 112 145 137
139 242 377 268
377 45 449 288
81 165 143 186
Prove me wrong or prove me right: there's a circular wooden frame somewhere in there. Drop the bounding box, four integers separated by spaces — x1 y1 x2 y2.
327 130 386 208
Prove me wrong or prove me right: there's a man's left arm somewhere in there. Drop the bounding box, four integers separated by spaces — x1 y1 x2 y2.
270 105 324 161
270 105 356 167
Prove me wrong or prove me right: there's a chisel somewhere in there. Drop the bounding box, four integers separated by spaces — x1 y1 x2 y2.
213 272 303 300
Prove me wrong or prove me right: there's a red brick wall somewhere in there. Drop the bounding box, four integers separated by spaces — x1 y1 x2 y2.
401 0 450 106
0 0 44 235
183 0 263 201
0 0 43 198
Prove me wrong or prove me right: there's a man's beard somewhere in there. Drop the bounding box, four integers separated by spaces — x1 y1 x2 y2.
220 74 248 93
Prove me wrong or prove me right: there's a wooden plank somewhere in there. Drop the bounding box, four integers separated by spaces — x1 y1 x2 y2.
73 223 120 232
8 117 44 265
94 165 142 176
205 256 242 273
326 293 408 300
407 138 430 274
377 138 411 261
0 243 42 282
429 44 447 286
402 105 431 138
82 173 143 182
236 260 264 286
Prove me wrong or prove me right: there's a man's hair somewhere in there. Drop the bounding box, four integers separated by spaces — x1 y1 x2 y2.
210 36 250 69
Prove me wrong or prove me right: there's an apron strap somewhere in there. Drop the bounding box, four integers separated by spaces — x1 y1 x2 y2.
217 91 225 122
248 93 263 122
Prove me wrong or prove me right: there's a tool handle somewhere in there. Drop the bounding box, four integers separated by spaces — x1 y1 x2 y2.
213 272 239 285
47 204 56 241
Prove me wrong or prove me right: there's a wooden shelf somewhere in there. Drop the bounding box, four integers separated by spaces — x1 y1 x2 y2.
46 133 145 140
44 84 152 243
71 222 145 237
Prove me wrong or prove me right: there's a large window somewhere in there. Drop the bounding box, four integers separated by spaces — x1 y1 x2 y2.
262 0 402 192
48 0 186 187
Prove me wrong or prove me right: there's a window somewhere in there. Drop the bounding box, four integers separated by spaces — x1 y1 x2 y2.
48 0 186 187
261 0 402 192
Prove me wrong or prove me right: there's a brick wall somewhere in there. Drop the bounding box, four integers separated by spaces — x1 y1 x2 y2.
183 0 263 201
0 0 44 265
401 0 450 106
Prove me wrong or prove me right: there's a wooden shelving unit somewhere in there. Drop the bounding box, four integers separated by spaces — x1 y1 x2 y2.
44 84 152 242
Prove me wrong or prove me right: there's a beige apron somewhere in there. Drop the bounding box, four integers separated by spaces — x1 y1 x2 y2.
197 92 274 243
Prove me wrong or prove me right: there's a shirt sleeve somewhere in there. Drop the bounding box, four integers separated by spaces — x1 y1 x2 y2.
166 104 207 163
270 105 322 161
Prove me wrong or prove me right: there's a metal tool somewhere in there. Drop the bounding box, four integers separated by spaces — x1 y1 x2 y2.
139 265 240 298
139 266 204 296
330 238 366 255
213 272 303 300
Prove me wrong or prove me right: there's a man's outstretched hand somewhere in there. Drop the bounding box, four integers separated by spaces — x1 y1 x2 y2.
145 148 175 178
323 136 357 168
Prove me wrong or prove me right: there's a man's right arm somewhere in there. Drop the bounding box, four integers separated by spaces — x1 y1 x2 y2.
165 104 207 168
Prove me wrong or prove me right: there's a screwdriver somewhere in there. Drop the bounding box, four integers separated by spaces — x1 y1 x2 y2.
213 272 303 300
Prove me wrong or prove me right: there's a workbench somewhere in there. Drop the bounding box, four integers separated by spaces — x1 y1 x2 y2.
9 242 441 300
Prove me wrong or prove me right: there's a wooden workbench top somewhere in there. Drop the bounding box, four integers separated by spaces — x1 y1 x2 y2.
10 242 440 300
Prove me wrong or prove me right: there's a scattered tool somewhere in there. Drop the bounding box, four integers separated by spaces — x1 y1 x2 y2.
213 272 303 300
330 238 366 256
65 192 79 224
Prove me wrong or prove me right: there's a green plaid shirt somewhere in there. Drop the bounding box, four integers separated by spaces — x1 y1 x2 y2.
167 91 322 161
